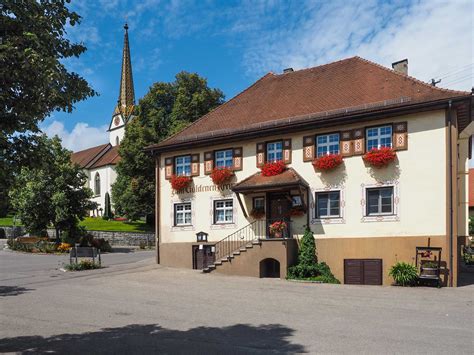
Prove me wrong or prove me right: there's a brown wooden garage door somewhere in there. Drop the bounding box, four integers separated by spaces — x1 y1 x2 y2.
344 259 382 285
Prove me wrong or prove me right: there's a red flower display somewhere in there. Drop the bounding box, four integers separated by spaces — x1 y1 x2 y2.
363 147 396 168
289 206 306 217
210 167 234 185
312 154 343 171
261 161 286 176
170 175 192 191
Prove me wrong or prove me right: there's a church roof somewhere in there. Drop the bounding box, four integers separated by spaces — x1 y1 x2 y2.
113 23 135 121
71 144 120 169
148 56 470 152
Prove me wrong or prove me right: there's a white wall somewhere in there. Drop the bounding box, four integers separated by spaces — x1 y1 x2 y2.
87 165 117 214
159 110 448 243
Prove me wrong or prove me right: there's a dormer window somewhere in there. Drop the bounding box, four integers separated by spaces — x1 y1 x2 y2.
266 141 283 162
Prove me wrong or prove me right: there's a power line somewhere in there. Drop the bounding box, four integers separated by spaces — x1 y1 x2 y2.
442 75 474 88
433 63 474 80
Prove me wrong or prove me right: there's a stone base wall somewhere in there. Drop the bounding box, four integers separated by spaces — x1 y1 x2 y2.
0 226 155 247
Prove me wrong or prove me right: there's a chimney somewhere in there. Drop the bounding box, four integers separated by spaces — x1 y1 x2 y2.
392 59 408 75
283 68 294 74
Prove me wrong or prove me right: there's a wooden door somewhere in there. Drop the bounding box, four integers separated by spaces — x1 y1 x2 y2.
344 259 382 285
268 194 291 238
193 245 215 270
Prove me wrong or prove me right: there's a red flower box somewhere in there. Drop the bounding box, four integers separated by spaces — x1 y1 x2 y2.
170 175 192 191
261 161 286 176
210 167 234 185
363 147 396 168
312 154 343 171
250 208 265 219
289 206 306 217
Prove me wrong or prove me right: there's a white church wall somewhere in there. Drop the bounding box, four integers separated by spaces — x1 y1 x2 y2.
87 165 117 216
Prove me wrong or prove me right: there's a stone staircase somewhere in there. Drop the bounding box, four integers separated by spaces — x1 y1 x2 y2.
202 239 261 273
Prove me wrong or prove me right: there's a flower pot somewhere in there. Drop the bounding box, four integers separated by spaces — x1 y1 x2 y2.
273 232 283 238
421 268 438 277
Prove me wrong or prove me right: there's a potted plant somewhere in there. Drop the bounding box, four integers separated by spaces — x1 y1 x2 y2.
210 167 234 186
170 175 192 191
289 206 305 217
260 161 286 176
388 261 418 286
420 261 439 277
269 220 287 238
312 154 343 172
250 208 265 219
363 147 396 168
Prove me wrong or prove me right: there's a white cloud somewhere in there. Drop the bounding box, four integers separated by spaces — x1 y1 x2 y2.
234 0 473 91
42 121 108 152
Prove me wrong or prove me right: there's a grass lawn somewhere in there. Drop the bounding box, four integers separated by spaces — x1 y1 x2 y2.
0 215 152 233
79 217 153 232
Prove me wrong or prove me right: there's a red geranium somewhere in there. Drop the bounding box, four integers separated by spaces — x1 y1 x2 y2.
363 147 396 168
210 167 234 185
312 154 343 171
261 161 286 176
170 175 192 191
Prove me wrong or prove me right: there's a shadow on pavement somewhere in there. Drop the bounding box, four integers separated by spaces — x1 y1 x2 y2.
0 285 34 297
0 323 306 354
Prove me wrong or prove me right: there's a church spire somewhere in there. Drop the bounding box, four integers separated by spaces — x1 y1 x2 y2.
115 23 135 121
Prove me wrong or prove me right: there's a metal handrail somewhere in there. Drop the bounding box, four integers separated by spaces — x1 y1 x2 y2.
206 219 292 268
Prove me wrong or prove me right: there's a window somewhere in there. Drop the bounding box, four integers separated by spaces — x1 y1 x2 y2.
115 136 120 146
214 199 233 224
366 187 393 215
94 173 101 196
215 149 233 168
253 197 265 210
316 191 340 218
174 203 192 226
175 155 191 176
266 141 283 162
316 133 340 157
367 125 392 151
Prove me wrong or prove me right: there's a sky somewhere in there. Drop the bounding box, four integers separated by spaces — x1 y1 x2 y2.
43 0 473 155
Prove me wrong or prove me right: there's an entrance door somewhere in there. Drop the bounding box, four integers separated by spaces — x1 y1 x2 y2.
268 194 291 238
344 259 383 285
192 245 215 269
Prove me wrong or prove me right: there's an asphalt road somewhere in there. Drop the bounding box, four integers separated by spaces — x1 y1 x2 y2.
0 244 473 354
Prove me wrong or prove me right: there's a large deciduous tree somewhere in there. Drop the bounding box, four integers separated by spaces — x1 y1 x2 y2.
9 135 96 240
0 0 96 216
112 72 224 221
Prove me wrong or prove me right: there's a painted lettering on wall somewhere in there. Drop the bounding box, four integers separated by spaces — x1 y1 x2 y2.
172 183 235 196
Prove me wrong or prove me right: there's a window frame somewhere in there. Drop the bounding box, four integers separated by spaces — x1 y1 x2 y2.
315 190 341 219
315 132 340 157
174 202 192 226
365 187 394 216
174 155 192 176
94 173 101 196
213 199 234 224
214 149 234 168
253 196 265 210
266 140 283 162
366 125 393 151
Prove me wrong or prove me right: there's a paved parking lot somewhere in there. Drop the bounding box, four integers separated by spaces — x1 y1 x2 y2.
1 245 473 354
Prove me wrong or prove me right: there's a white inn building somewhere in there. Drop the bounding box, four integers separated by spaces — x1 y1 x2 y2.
146 57 473 286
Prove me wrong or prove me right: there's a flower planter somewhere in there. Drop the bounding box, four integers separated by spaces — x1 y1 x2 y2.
289 207 305 217
272 231 283 238
170 175 192 191
363 147 396 168
312 154 343 171
250 208 265 219
261 161 286 176
210 167 234 186
269 220 287 237
421 268 438 277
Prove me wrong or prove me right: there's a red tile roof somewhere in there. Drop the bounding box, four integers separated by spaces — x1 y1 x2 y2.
71 144 120 169
232 168 308 193
90 145 121 168
71 144 109 168
469 169 474 207
151 56 469 150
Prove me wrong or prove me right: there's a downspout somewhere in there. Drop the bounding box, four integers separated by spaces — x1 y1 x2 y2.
447 100 453 287
306 186 311 229
155 154 160 264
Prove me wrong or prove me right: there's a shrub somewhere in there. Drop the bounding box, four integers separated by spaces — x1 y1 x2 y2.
0 228 5 239
170 175 192 191
287 228 339 284
363 147 396 168
260 161 286 176
36 241 57 253
389 261 418 286
64 260 101 271
210 167 233 185
139 241 147 250
57 243 72 252
312 154 343 171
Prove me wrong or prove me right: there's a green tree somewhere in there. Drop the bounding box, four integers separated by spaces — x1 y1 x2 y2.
9 135 96 241
112 72 224 221
103 192 112 220
1 0 96 216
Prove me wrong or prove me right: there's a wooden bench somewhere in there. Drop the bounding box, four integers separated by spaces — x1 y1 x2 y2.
69 246 101 265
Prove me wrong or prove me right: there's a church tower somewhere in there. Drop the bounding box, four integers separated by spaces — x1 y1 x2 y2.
109 23 135 146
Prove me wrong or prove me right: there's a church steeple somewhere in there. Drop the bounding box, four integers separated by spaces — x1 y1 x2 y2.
115 23 135 121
